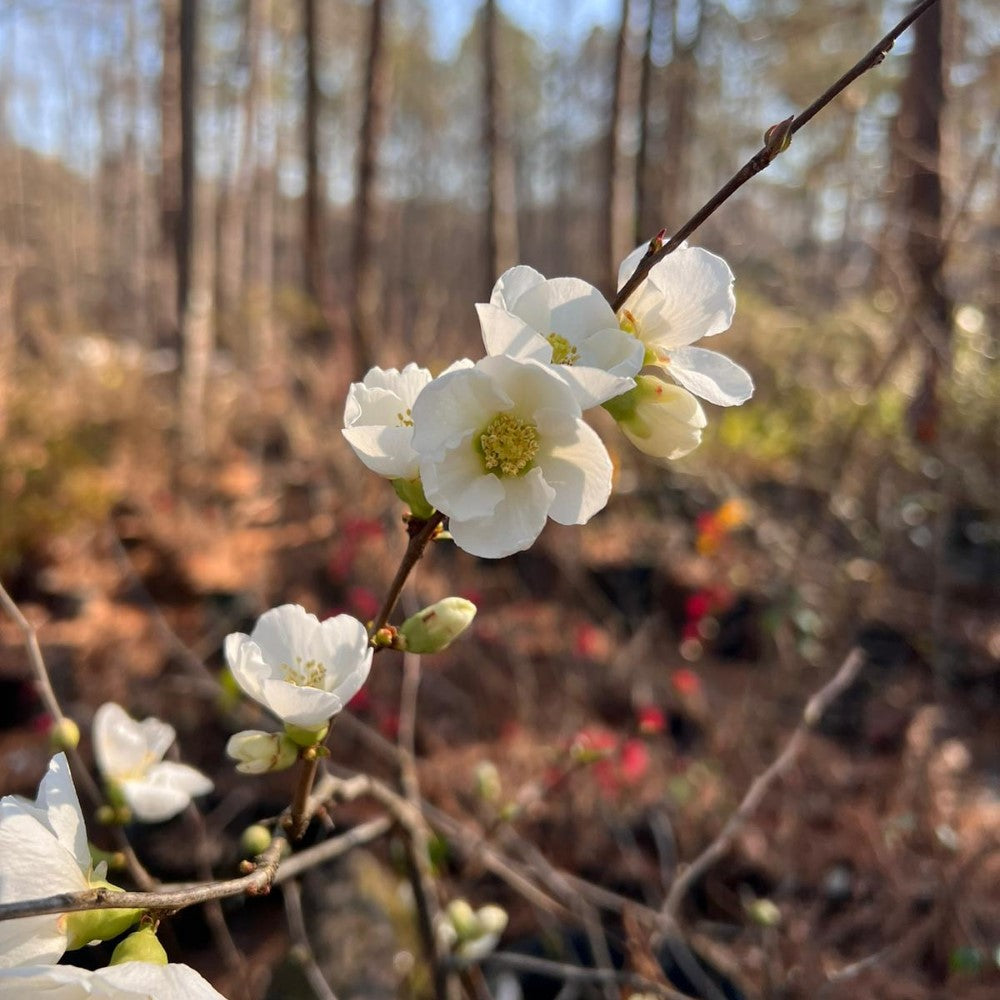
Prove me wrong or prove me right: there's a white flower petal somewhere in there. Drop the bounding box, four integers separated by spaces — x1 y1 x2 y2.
259 679 342 729
535 414 613 525
120 780 192 824
665 346 754 406
412 367 510 458
554 367 636 410
624 246 735 350
575 328 644 378
97 960 227 998
448 469 555 559
617 242 654 290
94 704 174 782
617 380 707 461
490 265 545 310
421 444 505 521
32 754 90 872
341 425 420 479
540 277 619 338
249 605 317 675
476 303 551 362
307 615 373 696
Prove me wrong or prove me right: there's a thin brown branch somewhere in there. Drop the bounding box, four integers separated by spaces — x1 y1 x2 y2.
658 648 866 922
611 0 943 312
370 512 446 636
0 579 157 892
282 878 339 1000
483 952 696 1000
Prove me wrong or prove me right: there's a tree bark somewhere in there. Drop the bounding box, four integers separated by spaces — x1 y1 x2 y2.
604 0 633 289
483 0 519 293
351 0 391 376
303 0 328 320
159 0 183 346
217 0 264 321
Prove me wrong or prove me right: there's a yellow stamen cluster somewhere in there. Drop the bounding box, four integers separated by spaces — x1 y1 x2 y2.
396 407 414 427
546 333 580 366
281 656 328 690
479 413 539 477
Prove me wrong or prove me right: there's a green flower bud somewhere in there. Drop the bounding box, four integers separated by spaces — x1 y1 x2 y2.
399 597 476 654
445 899 478 941
48 718 81 752
391 477 435 520
283 723 329 749
110 924 168 966
226 730 301 773
64 882 141 951
603 375 707 462
240 824 274 857
474 761 501 804
746 897 781 928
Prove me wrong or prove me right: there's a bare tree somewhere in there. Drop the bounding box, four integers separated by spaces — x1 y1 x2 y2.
483 0 519 293
351 0 391 376
604 0 633 289
302 0 328 322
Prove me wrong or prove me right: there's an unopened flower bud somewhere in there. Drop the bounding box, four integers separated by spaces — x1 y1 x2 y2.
110 924 168 966
603 376 707 462
64 881 141 951
400 598 476 654
240 823 274 857
48 717 80 752
284 723 329 749
226 730 299 774
476 904 508 938
446 899 478 940
392 477 435 520
474 761 501 804
747 897 782 927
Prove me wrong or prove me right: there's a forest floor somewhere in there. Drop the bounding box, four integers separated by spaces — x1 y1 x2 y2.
1 440 998 1000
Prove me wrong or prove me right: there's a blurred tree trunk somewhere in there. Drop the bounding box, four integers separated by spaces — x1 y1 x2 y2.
604 0 632 288
303 0 329 325
218 0 264 321
660 0 702 230
351 0 390 376
892 1 950 444
248 0 277 385
159 0 184 347
483 0 519 293
635 0 656 244
176 0 215 460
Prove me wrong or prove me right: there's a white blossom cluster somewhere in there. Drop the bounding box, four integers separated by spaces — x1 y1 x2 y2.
0 755 224 998
343 244 752 558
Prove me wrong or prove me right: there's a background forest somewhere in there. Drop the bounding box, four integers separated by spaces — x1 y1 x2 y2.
0 0 997 998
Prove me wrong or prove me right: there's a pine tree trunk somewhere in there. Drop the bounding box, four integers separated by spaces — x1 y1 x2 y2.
351 0 390 376
483 0 519 293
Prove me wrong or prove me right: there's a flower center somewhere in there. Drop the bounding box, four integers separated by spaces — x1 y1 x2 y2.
396 407 414 428
546 333 579 366
618 309 638 336
478 413 539 477
281 656 328 690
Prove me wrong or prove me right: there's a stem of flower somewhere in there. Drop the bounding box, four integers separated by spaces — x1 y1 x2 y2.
370 511 446 636
611 0 942 313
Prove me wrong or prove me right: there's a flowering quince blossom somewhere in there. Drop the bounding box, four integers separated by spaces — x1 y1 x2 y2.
224 604 373 729
0 962 226 998
410 355 613 558
603 374 707 461
92 703 213 823
341 363 433 480
616 242 753 407
477 266 643 408
0 754 124 969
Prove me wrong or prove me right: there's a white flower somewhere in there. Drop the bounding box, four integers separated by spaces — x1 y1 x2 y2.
225 730 299 774
0 961 226 998
224 605 373 729
603 375 707 461
92 704 213 823
617 243 753 407
342 364 433 479
0 755 100 968
478 266 642 408
411 355 613 559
